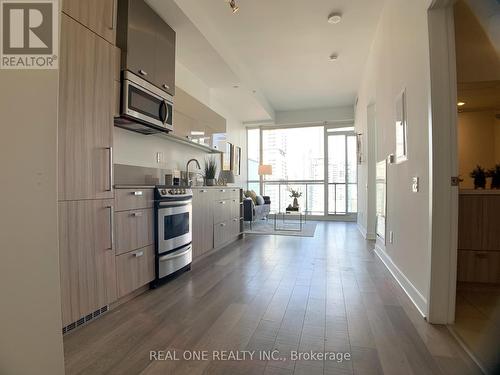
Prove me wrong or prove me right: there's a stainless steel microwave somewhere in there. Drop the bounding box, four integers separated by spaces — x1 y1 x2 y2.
114 71 173 134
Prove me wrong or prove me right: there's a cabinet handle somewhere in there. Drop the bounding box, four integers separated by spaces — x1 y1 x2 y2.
220 189 226 192
139 69 148 76
134 251 144 257
105 147 113 192
162 84 170 90
132 191 143 196
200 189 207 193
220 201 225 204
106 205 114 250
220 223 226 227
233 218 238 222
109 0 116 30
131 211 143 217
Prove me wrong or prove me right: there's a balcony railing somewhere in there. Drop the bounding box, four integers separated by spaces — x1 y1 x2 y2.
259 180 357 216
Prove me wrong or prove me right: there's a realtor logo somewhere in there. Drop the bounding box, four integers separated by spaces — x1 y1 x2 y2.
1 0 58 69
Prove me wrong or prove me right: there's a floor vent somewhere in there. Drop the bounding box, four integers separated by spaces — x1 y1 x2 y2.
62 305 109 335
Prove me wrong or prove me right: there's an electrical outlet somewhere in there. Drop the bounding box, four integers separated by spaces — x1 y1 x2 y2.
156 152 163 164
412 176 419 193
389 231 394 244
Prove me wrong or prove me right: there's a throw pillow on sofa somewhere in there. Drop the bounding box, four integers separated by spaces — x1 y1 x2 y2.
255 195 265 205
244 190 257 204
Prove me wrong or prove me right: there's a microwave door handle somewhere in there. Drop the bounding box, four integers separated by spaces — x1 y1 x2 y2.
159 100 167 124
164 101 170 125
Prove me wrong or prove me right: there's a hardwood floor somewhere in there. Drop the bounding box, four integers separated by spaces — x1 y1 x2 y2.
64 222 482 375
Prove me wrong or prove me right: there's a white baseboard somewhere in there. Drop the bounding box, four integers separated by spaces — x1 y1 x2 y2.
374 243 428 318
357 223 376 240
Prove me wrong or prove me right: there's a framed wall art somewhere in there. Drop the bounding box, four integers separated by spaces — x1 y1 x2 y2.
221 142 232 171
395 88 408 163
232 146 241 175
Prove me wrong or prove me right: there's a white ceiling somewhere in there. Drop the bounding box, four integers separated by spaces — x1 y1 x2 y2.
148 0 384 120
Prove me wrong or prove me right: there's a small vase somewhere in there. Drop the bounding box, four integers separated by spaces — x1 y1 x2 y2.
293 197 299 208
474 177 486 189
205 178 215 186
491 177 500 189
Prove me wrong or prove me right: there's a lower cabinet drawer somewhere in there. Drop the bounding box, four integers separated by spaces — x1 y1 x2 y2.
230 198 240 219
214 221 227 248
214 218 241 248
214 199 230 224
457 250 500 283
115 208 153 255
116 245 155 298
230 217 241 237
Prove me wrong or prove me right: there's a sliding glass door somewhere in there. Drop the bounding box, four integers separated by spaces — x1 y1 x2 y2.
326 128 357 215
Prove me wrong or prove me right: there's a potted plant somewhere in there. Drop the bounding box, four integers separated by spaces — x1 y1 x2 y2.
204 157 217 186
470 165 487 189
288 188 302 208
489 164 500 189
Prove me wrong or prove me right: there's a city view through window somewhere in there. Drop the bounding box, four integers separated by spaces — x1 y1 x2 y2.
247 126 357 216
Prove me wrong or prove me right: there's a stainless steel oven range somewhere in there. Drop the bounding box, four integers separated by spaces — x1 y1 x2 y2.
152 186 192 286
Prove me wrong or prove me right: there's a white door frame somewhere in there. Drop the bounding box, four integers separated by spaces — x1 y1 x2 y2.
427 0 459 324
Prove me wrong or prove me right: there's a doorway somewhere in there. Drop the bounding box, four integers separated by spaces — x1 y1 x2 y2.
324 127 358 218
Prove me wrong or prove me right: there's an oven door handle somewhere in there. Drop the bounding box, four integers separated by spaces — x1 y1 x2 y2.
159 246 192 262
158 199 192 208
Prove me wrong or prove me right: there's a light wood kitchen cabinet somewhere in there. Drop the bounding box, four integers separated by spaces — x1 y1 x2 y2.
114 208 154 255
192 188 242 258
192 189 214 258
58 14 115 201
59 199 117 327
62 0 117 44
115 188 154 212
457 193 500 283
116 245 155 298
214 218 241 249
214 199 231 224
458 250 500 283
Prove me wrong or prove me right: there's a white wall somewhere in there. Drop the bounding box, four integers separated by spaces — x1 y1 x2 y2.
0 72 65 373
114 62 247 186
355 0 433 314
458 110 499 188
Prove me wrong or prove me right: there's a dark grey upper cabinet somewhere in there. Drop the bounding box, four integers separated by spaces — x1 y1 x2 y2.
155 16 176 96
117 0 175 96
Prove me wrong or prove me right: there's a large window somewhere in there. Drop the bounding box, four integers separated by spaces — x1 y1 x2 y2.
246 125 357 217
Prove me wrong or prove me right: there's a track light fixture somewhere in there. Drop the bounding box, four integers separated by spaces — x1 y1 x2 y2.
229 0 239 13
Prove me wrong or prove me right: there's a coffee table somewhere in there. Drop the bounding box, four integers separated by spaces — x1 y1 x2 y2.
274 210 306 232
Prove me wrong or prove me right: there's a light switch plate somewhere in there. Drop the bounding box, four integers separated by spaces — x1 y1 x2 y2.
156 152 163 164
389 231 394 244
412 177 419 193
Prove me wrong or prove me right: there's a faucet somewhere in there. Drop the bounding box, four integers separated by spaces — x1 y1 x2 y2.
185 158 201 186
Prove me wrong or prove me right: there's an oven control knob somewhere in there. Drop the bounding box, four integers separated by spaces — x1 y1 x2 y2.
174 189 179 195
169 189 174 194
181 189 186 194
160 189 167 195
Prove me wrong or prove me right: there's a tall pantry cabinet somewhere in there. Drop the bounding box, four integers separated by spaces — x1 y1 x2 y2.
58 7 118 329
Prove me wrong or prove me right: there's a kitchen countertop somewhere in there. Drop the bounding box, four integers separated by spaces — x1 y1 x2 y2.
114 185 156 189
114 185 242 189
460 189 500 195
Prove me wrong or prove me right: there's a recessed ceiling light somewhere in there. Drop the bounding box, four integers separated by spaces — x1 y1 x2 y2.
329 54 339 61
457 102 466 107
328 13 342 24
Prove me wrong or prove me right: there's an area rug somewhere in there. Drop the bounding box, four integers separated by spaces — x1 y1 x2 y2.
243 220 317 237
